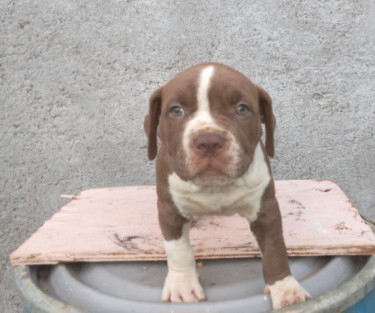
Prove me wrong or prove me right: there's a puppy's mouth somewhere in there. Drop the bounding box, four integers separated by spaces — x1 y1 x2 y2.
175 132 251 184
197 165 224 177
190 160 234 185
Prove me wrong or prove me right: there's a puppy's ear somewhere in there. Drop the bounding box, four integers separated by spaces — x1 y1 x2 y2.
144 88 163 160
257 86 276 158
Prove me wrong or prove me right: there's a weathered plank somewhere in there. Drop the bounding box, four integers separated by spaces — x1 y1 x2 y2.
10 180 375 265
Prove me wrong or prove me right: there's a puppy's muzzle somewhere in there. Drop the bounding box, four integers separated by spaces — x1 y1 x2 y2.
193 133 226 157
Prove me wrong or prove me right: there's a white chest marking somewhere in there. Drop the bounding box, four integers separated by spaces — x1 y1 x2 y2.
168 143 270 221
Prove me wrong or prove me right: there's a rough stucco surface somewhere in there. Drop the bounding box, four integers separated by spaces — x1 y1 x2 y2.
1 1 374 311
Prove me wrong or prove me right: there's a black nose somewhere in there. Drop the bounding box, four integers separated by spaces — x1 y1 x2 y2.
193 133 225 156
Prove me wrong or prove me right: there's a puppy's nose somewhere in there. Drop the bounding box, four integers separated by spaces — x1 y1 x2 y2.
193 133 225 156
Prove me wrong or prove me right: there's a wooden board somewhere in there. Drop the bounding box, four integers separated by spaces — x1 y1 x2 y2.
10 180 375 265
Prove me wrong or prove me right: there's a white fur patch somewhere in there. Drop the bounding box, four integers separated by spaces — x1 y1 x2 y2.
182 65 216 158
265 275 311 309
197 65 215 115
168 143 270 221
180 64 247 179
162 223 205 302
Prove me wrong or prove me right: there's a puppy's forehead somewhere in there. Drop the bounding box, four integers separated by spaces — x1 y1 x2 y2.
162 65 204 99
162 63 258 105
209 65 258 102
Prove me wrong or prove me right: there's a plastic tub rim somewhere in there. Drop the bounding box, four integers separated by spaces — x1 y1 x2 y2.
13 255 375 313
13 265 85 313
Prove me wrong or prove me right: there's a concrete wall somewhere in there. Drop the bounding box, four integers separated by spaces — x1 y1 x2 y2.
1 1 374 311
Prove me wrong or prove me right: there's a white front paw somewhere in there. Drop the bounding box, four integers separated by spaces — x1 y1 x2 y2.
162 270 206 303
265 275 311 309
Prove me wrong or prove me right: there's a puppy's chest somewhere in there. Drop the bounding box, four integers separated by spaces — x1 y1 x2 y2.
168 173 268 220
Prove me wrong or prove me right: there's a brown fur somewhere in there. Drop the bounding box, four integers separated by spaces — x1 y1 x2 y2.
145 62 290 285
250 144 291 285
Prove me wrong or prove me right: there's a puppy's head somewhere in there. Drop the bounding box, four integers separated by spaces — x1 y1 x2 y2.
144 63 275 185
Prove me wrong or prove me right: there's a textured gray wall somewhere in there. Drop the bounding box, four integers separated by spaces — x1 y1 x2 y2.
1 1 374 311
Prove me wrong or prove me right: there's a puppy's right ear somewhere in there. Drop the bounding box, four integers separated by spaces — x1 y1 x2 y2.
144 88 162 160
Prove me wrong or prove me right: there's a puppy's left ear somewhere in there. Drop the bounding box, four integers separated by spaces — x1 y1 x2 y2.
257 86 276 158
144 87 163 160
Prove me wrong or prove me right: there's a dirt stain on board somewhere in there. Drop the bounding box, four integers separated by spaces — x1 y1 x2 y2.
112 234 142 250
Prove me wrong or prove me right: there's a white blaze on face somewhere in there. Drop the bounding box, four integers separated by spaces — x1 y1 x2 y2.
196 65 215 118
181 65 243 176
182 66 216 157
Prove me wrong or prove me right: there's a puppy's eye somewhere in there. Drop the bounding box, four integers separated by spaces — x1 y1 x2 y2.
235 104 249 116
170 106 184 117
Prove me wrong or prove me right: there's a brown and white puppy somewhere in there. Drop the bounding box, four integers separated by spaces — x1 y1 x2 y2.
144 63 311 309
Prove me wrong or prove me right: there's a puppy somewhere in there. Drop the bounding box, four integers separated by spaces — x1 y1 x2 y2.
144 63 310 309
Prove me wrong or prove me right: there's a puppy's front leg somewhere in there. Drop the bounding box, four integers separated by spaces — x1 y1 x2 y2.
161 221 205 303
250 183 311 309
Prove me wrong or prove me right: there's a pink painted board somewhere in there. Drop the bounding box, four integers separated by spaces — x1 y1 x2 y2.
10 180 375 265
